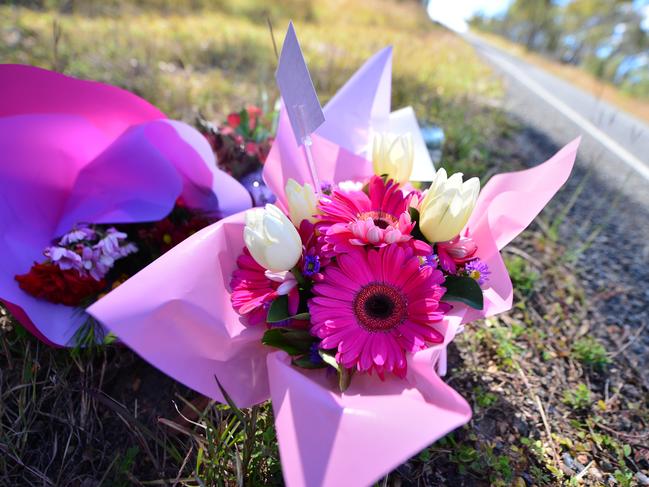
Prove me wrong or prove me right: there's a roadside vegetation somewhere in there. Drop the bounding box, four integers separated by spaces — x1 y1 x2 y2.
1 0 648 485
470 0 649 125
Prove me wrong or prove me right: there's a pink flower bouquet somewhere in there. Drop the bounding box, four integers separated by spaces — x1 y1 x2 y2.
0 65 251 346
88 44 579 485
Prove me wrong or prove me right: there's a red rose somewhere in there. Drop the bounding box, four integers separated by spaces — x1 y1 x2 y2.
16 263 106 306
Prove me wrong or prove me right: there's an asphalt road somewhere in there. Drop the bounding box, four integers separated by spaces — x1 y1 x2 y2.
464 32 649 375
465 32 649 195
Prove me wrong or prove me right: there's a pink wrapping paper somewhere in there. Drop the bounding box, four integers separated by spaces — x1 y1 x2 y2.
0 65 251 346
88 46 580 486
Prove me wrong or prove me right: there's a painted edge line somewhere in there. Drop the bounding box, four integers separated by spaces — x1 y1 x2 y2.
478 41 649 182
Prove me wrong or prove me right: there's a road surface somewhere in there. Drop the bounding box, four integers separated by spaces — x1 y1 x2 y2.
464 32 649 376
465 32 649 190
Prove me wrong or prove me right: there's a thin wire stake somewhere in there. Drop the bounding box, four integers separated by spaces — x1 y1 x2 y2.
267 17 279 61
296 105 321 195
303 135 321 195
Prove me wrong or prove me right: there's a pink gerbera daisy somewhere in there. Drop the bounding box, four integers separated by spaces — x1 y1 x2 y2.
309 245 448 378
230 248 298 326
317 176 417 254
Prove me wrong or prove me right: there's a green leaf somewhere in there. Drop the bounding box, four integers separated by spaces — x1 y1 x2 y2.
214 375 245 423
292 356 327 369
103 332 118 345
318 350 354 391
318 350 341 372
267 295 311 323
442 275 484 310
623 444 632 457
339 366 354 392
408 207 428 243
237 108 250 138
262 328 317 356
291 312 311 321
267 295 290 323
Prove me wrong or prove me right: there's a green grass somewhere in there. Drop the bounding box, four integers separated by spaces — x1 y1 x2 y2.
572 336 610 369
0 0 505 177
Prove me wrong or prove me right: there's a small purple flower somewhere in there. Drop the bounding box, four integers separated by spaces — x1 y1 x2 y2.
45 224 137 281
303 254 321 277
421 253 438 269
118 242 138 258
465 259 490 285
44 246 83 271
80 246 109 281
309 342 324 365
58 225 96 245
320 181 333 195
95 228 128 256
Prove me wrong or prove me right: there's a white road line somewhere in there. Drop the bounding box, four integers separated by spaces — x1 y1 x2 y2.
481 46 649 182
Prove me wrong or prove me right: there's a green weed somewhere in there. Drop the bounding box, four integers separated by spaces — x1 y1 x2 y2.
572 336 610 369
563 384 592 411
505 256 539 296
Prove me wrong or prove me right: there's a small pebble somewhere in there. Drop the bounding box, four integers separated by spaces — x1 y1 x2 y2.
637 472 649 486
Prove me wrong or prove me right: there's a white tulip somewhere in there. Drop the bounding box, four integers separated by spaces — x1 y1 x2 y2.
244 204 303 272
372 132 414 183
285 178 318 226
418 168 480 243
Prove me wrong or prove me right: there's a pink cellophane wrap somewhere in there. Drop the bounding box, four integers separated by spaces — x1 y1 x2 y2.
88 47 579 486
0 65 251 346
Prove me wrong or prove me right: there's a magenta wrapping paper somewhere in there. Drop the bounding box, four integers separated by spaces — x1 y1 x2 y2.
0 65 251 346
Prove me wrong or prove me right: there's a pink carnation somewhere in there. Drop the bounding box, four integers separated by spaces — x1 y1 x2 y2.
317 176 419 255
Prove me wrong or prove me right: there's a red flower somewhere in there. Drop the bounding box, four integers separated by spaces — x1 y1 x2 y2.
139 215 211 254
244 141 259 156
16 263 106 306
227 112 241 129
246 105 262 131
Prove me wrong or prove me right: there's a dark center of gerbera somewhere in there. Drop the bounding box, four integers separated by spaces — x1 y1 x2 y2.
352 282 407 332
373 218 390 229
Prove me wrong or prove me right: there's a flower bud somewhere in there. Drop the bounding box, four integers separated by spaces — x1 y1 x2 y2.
372 132 414 184
285 178 318 226
418 168 480 243
243 204 303 272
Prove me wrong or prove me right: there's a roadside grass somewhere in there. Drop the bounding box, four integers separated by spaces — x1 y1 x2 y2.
471 30 649 127
2 1 649 486
1 0 505 177
428 220 649 486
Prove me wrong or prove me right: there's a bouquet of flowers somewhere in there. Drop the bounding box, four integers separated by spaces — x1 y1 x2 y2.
199 104 278 206
0 64 252 346
88 24 579 486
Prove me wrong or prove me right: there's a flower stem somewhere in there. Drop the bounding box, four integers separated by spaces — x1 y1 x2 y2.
290 266 306 287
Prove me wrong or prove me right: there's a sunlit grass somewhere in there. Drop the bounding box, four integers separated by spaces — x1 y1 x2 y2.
0 0 506 176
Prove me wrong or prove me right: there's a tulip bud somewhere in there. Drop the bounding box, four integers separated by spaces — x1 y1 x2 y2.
372 132 414 184
243 204 303 272
285 178 318 226
418 168 480 243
